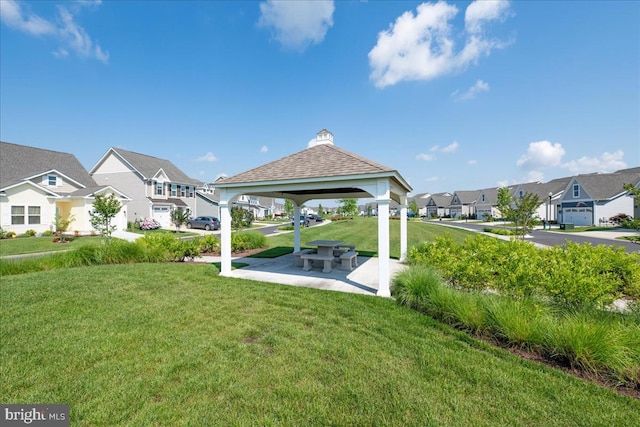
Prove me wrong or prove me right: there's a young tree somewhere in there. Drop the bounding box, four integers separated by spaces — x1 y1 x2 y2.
317 203 324 216
408 199 419 217
231 206 254 229
337 198 358 217
284 199 294 219
90 193 122 239
170 207 190 233
55 212 76 242
512 192 542 238
496 187 513 224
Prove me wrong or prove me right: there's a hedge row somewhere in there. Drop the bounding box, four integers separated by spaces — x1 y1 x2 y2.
407 235 640 308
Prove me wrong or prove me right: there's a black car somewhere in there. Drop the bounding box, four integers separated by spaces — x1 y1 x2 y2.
186 216 220 231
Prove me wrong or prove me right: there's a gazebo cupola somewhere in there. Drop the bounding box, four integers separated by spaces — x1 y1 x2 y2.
315 129 334 146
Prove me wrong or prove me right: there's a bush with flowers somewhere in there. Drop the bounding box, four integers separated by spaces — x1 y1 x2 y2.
139 217 162 230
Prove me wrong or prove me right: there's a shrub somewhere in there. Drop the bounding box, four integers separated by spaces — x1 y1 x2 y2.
139 217 162 230
42 230 54 237
24 229 37 237
277 225 294 231
232 231 267 252
198 234 220 253
483 227 517 236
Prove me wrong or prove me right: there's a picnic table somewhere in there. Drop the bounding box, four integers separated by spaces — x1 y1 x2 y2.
299 240 359 273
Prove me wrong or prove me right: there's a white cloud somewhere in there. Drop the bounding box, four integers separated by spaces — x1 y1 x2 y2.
468 159 477 165
368 0 511 88
425 176 442 182
465 0 511 34
452 79 489 101
258 0 334 51
0 0 56 35
516 140 565 170
260 145 269 153
562 150 627 174
196 152 218 162
429 145 440 152
416 153 435 161
0 0 108 63
525 170 544 183
496 180 509 188
441 140 459 153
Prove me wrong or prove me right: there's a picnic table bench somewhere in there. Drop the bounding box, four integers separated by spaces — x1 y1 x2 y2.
301 253 335 273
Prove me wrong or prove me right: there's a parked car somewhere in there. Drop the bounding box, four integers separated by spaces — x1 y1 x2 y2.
291 215 308 226
312 214 323 222
186 216 220 231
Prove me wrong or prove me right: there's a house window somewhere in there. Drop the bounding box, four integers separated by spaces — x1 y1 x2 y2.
156 182 163 196
180 185 186 197
573 184 580 198
518 190 523 198
189 186 194 198
171 184 177 197
481 194 485 202
28 206 41 224
48 175 57 186
11 206 25 224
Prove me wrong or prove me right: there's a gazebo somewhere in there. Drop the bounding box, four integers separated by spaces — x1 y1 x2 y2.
214 130 412 297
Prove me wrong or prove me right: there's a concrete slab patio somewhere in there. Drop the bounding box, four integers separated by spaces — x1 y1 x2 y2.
195 253 407 296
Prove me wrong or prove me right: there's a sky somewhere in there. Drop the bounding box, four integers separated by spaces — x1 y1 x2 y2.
1 0 639 200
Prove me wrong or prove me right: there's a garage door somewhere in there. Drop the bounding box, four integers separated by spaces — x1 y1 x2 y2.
562 208 592 226
153 206 170 227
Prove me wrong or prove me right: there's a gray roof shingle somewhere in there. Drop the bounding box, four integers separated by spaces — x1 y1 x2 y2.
107 148 199 185
572 171 640 200
0 141 97 190
219 144 396 184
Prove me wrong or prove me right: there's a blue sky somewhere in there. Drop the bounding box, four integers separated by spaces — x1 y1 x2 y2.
1 0 638 198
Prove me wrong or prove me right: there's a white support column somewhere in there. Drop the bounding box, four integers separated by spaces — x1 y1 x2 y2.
293 205 301 252
219 199 232 275
399 201 408 262
377 198 390 297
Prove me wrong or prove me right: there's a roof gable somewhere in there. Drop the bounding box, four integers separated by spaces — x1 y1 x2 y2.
93 147 199 185
0 141 96 190
565 171 640 201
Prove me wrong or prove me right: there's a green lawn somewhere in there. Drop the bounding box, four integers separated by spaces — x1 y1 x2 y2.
0 236 103 257
131 228 199 237
1 263 637 426
267 217 474 258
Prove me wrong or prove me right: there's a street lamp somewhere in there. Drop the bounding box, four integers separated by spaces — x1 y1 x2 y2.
547 192 553 229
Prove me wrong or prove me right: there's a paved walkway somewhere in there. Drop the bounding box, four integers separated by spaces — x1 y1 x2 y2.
194 253 406 296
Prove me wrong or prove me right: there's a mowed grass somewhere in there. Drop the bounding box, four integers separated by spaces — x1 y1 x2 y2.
267 217 474 258
1 264 638 426
0 236 103 257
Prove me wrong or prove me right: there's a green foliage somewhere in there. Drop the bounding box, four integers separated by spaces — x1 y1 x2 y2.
23 229 37 237
483 227 517 236
90 193 123 239
42 230 54 237
197 234 220 253
392 265 640 387
231 231 267 252
283 199 294 219
337 198 358 217
54 212 75 242
408 235 640 308
231 206 254 229
170 208 191 231
496 187 513 221
512 192 543 237
408 199 419 216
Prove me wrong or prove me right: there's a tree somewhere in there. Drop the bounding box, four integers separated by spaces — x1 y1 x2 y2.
408 199 419 217
512 192 542 238
337 198 358 217
284 199 294 219
621 183 640 229
170 207 190 232
55 212 76 242
231 206 254 229
317 203 324 216
90 193 122 239
496 187 513 224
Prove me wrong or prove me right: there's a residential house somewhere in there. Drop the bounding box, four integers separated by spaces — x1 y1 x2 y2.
474 187 502 221
408 192 431 217
90 148 204 227
425 192 452 218
510 176 572 223
0 142 129 234
558 170 640 226
448 190 478 219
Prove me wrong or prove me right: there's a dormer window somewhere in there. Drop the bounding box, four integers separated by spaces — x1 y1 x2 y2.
481 194 485 202
48 174 57 186
573 184 580 198
156 182 163 196
518 190 524 198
